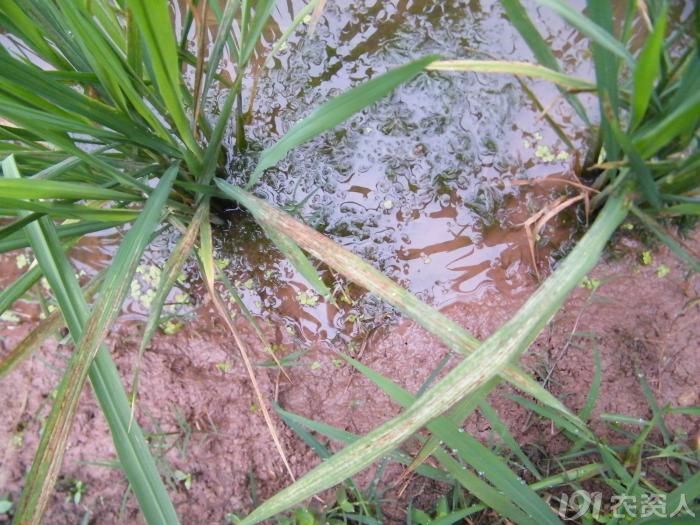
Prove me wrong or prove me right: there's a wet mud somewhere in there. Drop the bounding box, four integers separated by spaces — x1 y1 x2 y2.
1 226 699 523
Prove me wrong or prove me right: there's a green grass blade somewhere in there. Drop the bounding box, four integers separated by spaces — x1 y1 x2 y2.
72 163 178 370
29 153 98 181
630 5 668 130
630 205 700 272
59 2 127 110
579 349 601 421
261 224 332 299
0 264 42 317
235 193 628 524
500 0 590 123
275 405 452 482
478 401 543 479
200 73 244 186
0 220 125 253
0 128 151 197
238 0 276 67
427 60 596 90
658 150 700 196
0 55 177 157
247 55 438 187
0 1 67 67
535 0 634 66
342 355 552 525
132 201 209 407
200 0 241 101
280 411 605 525
59 2 175 144
633 88 700 158
5 157 180 525
238 0 251 63
11 1 86 68
0 273 103 379
667 471 700 518
500 0 559 68
198 202 215 288
604 101 661 208
638 372 672 445
277 405 604 496
0 97 122 141
274 408 375 516
667 51 700 110
661 202 700 216
263 0 320 68
0 198 140 222
430 448 531 524
406 378 499 480
0 179 138 201
509 394 594 438
279 408 336 460
125 4 143 78
0 213 43 243
84 0 125 50
124 0 201 159
587 0 621 162
430 506 485 525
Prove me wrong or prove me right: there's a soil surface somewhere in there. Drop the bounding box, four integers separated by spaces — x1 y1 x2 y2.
1 224 698 524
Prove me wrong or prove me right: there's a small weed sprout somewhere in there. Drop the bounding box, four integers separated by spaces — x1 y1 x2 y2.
173 470 193 491
67 479 87 506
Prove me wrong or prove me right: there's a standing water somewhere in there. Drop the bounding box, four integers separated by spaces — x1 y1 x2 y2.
212 0 595 344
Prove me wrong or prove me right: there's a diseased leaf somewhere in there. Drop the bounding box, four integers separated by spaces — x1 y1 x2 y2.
5 156 180 525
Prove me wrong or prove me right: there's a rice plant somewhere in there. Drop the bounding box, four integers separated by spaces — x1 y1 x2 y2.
0 1 431 522
216 1 700 523
0 0 698 524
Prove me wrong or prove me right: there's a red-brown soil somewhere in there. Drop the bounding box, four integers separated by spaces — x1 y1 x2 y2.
1 226 698 524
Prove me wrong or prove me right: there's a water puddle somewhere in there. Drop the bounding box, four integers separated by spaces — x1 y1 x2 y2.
213 0 597 344
4 0 694 348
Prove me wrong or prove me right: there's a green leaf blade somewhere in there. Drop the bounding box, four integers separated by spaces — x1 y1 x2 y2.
426 60 595 90
0 179 139 201
535 0 634 66
4 156 180 525
500 0 590 123
124 0 201 159
247 55 439 187
630 6 668 130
